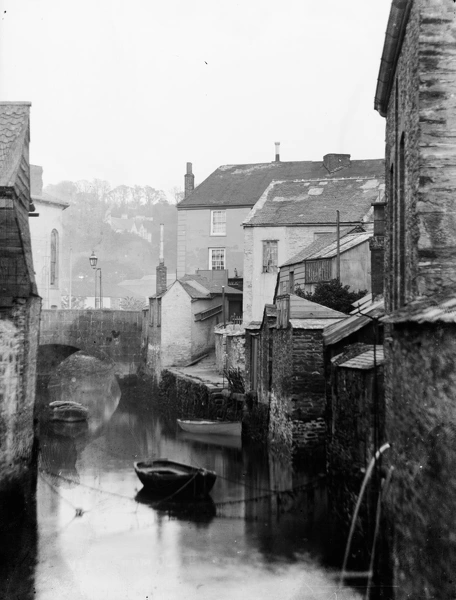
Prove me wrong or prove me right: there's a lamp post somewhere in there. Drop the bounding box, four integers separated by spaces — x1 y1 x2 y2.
89 251 103 309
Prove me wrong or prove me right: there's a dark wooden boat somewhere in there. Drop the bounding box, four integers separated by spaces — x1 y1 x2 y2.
49 401 89 423
134 459 217 499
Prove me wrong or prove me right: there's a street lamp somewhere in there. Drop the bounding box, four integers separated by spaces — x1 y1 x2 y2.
89 251 103 309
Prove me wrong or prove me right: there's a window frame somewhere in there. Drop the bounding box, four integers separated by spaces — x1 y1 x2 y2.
209 247 226 270
210 210 227 236
262 240 278 273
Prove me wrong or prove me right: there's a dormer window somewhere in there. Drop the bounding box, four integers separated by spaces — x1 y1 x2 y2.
211 210 226 236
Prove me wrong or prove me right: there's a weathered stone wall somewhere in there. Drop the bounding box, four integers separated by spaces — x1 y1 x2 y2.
0 297 41 491
157 369 242 423
225 330 245 373
39 309 142 377
327 348 385 541
215 324 245 374
269 328 326 457
384 323 456 599
385 0 456 307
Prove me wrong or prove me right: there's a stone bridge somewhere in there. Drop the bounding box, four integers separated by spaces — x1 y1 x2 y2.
38 309 144 378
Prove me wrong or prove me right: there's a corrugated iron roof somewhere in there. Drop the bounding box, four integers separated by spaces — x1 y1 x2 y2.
323 298 385 346
244 175 385 227
338 346 385 370
382 294 456 324
0 102 31 188
178 158 384 210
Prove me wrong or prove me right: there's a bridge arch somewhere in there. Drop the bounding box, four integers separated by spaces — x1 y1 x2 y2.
39 309 143 377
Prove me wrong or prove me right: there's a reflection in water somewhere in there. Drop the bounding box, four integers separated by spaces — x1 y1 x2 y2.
31 366 364 600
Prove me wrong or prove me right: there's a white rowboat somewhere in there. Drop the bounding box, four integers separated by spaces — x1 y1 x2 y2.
177 419 241 436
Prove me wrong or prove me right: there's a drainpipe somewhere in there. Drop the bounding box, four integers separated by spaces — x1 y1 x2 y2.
336 210 341 281
222 285 226 327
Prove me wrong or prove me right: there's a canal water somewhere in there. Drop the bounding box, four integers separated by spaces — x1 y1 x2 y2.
32 354 363 600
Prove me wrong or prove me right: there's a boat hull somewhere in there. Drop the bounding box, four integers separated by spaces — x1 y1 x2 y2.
177 419 241 436
49 401 89 423
134 459 217 499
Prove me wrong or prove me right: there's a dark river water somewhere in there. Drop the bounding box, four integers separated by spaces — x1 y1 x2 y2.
31 355 363 600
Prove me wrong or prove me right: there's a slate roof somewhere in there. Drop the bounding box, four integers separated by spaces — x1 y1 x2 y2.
178 158 384 210
381 294 456 324
179 274 241 299
281 227 368 267
0 102 31 187
323 298 385 346
338 346 385 369
244 175 385 227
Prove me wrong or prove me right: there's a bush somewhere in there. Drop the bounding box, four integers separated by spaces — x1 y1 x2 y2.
295 279 367 314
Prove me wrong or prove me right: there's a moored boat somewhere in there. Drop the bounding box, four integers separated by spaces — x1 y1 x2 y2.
134 459 217 499
177 419 241 436
49 401 89 423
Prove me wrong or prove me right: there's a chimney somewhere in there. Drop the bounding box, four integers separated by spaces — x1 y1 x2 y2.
156 223 167 295
184 162 195 198
369 198 386 300
274 142 280 162
323 153 351 173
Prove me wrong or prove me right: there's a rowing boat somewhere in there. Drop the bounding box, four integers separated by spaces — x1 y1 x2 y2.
177 419 241 436
134 459 217 498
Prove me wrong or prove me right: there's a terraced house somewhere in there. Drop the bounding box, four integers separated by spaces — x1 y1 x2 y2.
242 155 385 324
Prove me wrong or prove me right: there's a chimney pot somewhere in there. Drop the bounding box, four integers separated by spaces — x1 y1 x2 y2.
274 142 280 162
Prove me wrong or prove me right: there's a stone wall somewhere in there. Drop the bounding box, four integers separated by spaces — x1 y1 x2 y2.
215 324 245 374
39 309 142 377
384 323 456 599
0 297 41 492
157 369 242 423
269 327 327 457
327 346 385 543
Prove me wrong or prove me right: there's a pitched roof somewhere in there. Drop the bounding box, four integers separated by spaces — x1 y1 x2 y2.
323 298 385 346
287 294 347 319
179 274 241 299
244 174 385 227
381 294 456 324
0 102 31 187
281 227 367 267
178 158 384 210
338 346 385 369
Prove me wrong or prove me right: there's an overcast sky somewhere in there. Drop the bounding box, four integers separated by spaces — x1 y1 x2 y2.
0 0 391 193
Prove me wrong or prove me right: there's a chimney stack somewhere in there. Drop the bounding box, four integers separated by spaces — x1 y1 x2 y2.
184 162 195 198
274 142 280 162
156 223 167 295
369 198 386 300
323 153 351 173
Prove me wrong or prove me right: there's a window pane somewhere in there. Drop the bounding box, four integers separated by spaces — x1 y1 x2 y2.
262 241 278 273
210 248 225 270
211 210 226 235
